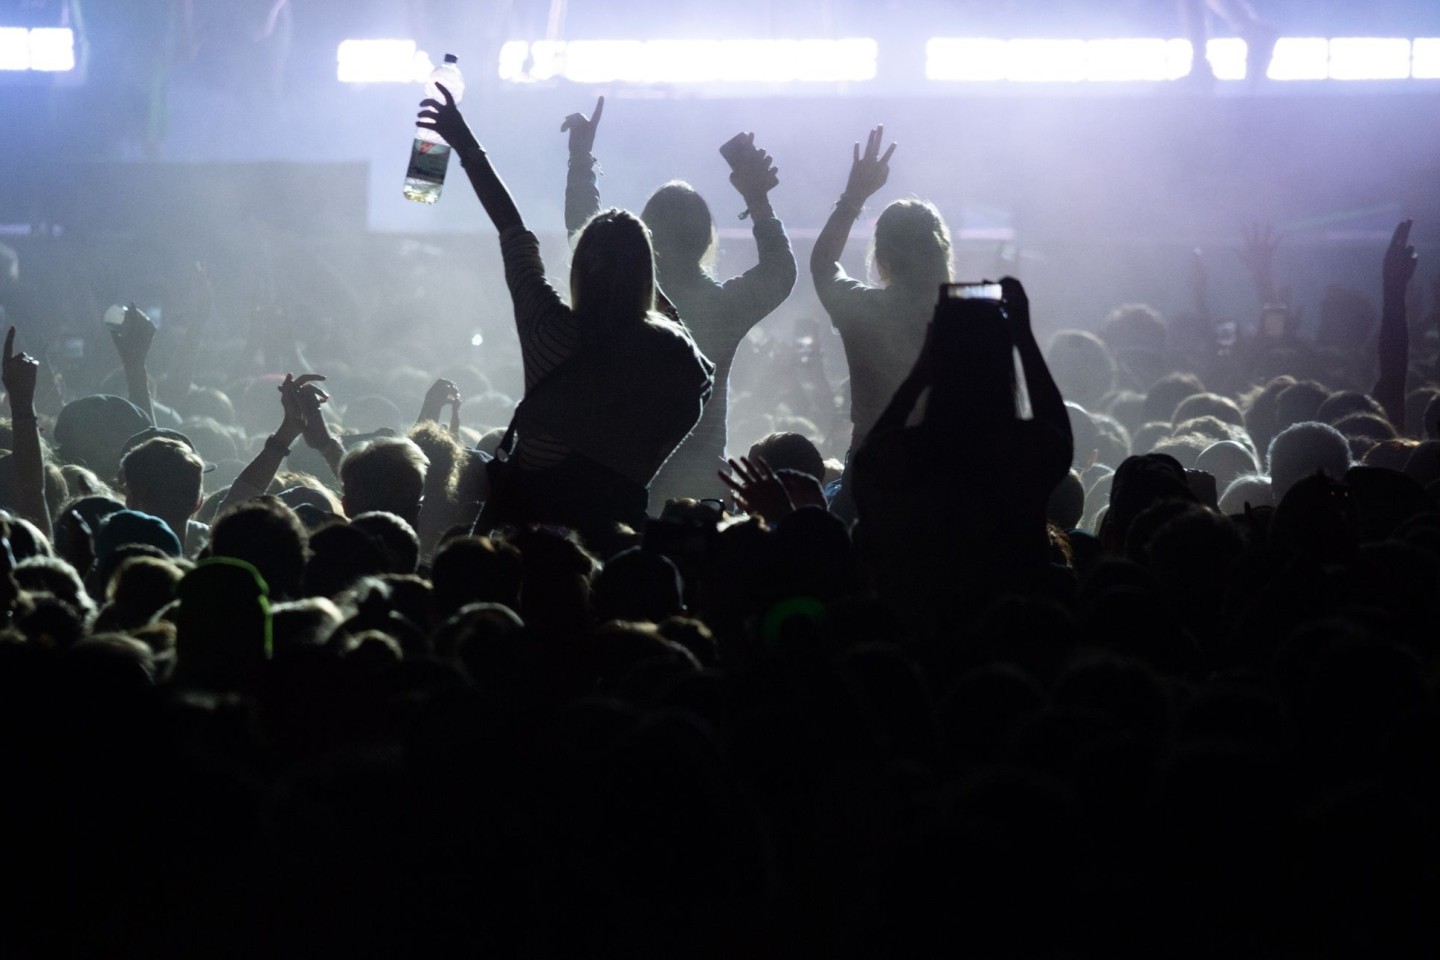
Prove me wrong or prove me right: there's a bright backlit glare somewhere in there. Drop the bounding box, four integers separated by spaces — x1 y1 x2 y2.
495 38 877 84
1415 38 1440 79
925 35 1440 82
0 26 74 72
336 39 435 84
1327 37 1411 80
1267 37 1329 81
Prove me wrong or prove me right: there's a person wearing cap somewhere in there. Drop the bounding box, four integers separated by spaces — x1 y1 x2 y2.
117 437 208 557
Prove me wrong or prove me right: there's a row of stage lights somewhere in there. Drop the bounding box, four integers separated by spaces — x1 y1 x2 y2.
338 36 1440 86
4 30 1436 85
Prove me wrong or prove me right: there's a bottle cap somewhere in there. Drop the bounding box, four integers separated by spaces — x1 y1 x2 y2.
443 54 458 63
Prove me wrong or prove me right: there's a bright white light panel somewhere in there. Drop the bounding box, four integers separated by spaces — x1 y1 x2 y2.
336 39 436 83
495 38 877 84
926 37 1440 83
330 35 1440 86
0 27 73 71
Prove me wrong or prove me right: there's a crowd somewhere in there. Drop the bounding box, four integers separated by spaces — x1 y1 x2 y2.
0 86 1436 958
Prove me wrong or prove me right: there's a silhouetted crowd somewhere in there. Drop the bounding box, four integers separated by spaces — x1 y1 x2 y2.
0 96 1438 957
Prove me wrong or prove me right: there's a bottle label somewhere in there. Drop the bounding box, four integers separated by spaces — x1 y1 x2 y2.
406 139 451 183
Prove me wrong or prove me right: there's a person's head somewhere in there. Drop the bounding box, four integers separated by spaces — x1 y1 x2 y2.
209 497 308 601
1046 331 1116 411
52 395 151 481
173 557 270 690
1173 392 1245 430
118 438 204 526
640 181 715 275
338 436 428 526
747 432 825 483
570 208 658 334
871 199 952 291
431 535 523 621
1143 373 1206 426
350 511 421 574
1267 421 1352 502
926 295 1018 427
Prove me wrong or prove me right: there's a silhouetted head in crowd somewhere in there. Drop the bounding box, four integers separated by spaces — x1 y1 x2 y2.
95 555 183 632
173 557 270 691
570 208 661 335
1173 392 1245 429
1317 389 1386 426
350 511 420 574
431 535 522 620
53 394 151 481
592 547 684 625
210 497 307 601
1048 470 1085 530
1144 372 1205 425
926 296 1018 430
1100 453 1196 554
1046 330 1116 410
1196 440 1258 495
1274 380 1331 434
870 199 952 292
640 181 715 278
118 437 204 547
1267 421 1351 503
339 436 428 527
746 432 824 483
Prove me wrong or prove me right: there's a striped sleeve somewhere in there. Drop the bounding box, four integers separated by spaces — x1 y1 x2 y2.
499 226 585 388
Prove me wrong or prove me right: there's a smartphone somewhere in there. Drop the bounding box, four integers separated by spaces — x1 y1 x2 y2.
718 132 760 171
941 282 1004 302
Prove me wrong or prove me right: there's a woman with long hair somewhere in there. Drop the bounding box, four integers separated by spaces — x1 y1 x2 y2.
810 126 955 519
418 86 714 538
561 98 796 506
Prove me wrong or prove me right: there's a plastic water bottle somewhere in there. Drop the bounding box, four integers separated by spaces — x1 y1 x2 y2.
403 54 464 204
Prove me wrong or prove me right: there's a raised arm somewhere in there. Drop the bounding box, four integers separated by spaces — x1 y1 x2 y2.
220 373 329 513
417 83 524 234
717 136 797 317
1001 277 1072 453
811 126 896 306
561 96 604 238
1374 219 1416 432
110 305 157 426
3 328 50 538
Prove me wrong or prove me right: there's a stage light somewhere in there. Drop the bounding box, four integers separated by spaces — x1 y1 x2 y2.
0 28 28 70
1328 38 1411 80
1085 38 1190 82
1267 37 1328 80
794 38 877 83
497 38 876 85
336 39 434 84
1007 39 1087 83
27 27 73 72
1415 38 1440 79
926 38 1007 82
1202 38 1248 79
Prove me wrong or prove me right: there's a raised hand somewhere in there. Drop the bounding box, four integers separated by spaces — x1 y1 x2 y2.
418 377 462 425
110 304 156 369
729 136 780 205
1383 219 1418 296
3 327 39 413
843 125 897 204
720 455 794 522
560 95 605 155
277 372 328 440
417 82 480 156
1240 222 1280 305
999 276 1031 338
